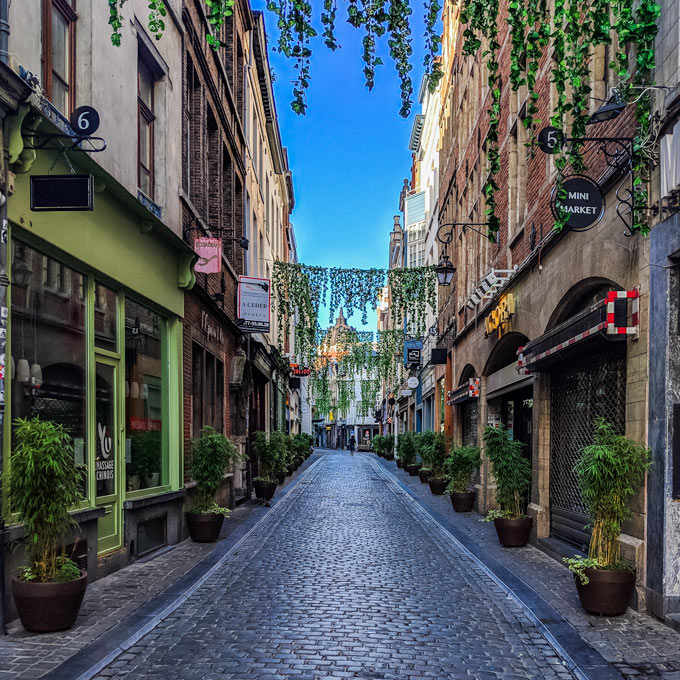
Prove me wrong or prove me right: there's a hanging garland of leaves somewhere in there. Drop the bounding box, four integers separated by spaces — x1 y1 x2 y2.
358 379 381 417
336 379 355 417
386 265 437 336
311 371 332 417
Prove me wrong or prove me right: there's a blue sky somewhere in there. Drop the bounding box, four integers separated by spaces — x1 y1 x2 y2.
253 3 430 328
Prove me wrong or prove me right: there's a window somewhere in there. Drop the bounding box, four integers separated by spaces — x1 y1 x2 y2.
192 344 224 436
11 240 87 492
138 58 155 198
125 299 165 491
42 0 76 115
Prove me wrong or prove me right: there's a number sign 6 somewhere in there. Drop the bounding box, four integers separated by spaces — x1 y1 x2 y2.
537 126 565 155
70 106 100 137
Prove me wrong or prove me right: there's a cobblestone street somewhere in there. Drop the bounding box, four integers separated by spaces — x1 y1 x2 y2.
86 452 575 680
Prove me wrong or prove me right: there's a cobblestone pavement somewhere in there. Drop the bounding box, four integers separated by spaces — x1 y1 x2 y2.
378 456 680 680
90 451 576 680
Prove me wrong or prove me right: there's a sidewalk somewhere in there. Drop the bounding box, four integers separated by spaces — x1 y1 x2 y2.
0 453 322 680
374 455 680 680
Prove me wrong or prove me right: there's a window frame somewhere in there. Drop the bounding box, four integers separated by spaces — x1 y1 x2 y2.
138 59 156 199
42 0 77 116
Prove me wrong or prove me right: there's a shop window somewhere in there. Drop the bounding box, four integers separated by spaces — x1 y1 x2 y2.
138 56 156 198
192 343 224 436
42 0 77 115
125 299 165 491
11 241 87 491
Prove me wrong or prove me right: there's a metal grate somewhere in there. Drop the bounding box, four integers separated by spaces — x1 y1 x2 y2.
462 401 478 447
550 344 626 548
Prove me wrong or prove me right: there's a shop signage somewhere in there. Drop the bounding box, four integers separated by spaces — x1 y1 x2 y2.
194 237 222 274
95 422 114 482
550 175 605 231
30 174 94 211
400 389 413 397
238 276 270 333
201 310 224 344
404 339 423 365
129 417 162 431
407 376 419 389
290 364 312 376
485 294 516 338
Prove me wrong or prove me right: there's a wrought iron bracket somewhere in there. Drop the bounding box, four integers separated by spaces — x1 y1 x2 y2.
19 131 107 153
436 222 491 247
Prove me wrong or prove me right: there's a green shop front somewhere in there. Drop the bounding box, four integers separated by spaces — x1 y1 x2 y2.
2 107 194 618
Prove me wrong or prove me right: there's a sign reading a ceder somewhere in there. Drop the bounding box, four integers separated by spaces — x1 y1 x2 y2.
550 175 605 231
238 276 270 333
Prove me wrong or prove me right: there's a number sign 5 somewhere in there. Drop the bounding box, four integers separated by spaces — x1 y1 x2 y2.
537 126 565 155
70 106 100 137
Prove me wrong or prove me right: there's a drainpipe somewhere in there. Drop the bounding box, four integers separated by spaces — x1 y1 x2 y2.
0 0 10 634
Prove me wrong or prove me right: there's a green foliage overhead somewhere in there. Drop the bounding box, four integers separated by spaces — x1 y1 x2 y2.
575 418 650 568
6 417 85 583
483 425 531 519
444 445 481 493
190 427 245 513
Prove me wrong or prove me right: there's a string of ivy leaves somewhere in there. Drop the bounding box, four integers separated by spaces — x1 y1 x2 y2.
461 0 660 236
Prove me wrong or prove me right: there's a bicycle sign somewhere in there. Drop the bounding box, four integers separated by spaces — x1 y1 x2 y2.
537 126 565 155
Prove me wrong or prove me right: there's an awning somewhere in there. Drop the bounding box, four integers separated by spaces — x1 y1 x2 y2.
448 377 480 405
486 362 534 400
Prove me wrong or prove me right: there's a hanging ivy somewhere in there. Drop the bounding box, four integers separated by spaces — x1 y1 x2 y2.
311 370 332 417
337 379 355 417
387 265 437 336
358 379 381 417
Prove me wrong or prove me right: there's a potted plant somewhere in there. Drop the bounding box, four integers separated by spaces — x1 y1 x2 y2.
372 434 385 457
280 436 294 484
418 431 434 482
292 433 309 469
425 433 448 495
6 417 87 632
186 427 245 542
397 432 419 474
251 431 284 500
564 419 650 616
383 433 395 460
483 425 532 547
445 445 481 511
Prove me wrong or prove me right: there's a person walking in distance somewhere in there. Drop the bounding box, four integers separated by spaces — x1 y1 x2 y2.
349 434 356 456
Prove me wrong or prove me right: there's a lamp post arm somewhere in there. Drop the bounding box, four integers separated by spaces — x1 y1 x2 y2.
436 222 491 245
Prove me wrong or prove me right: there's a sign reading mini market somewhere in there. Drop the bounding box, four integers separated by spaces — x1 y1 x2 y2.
238 276 270 333
550 175 605 231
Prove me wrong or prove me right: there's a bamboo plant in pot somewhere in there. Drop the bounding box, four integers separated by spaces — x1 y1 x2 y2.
186 427 245 542
417 431 434 482
425 433 448 495
383 433 395 460
6 417 87 632
483 425 532 547
564 419 650 616
372 434 385 457
252 431 284 500
397 431 418 474
445 445 481 511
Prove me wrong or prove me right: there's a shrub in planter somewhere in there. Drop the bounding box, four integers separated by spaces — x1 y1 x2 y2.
397 431 417 469
445 445 481 511
482 425 532 547
564 419 651 616
252 431 285 500
423 433 448 494
6 417 87 632
372 434 386 457
291 433 310 469
383 433 395 460
187 427 245 542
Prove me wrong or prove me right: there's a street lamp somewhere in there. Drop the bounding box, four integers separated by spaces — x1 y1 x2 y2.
587 96 626 125
435 253 455 286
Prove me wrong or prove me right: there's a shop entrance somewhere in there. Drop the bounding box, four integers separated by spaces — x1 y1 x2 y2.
95 359 123 553
549 344 626 550
501 386 533 457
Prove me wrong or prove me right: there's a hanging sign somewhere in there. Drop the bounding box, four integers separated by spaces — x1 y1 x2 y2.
407 376 420 389
30 175 93 211
550 175 605 231
290 364 312 377
537 126 565 155
194 237 222 274
403 339 423 366
238 276 270 333
70 106 100 136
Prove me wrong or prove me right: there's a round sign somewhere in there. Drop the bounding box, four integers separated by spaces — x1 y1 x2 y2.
70 106 100 136
407 376 419 389
538 126 565 155
550 175 605 232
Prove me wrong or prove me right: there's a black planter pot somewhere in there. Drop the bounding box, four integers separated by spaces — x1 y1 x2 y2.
418 469 432 483
186 512 225 542
428 478 447 495
384 451 394 460
12 572 88 632
450 491 475 512
253 479 277 500
406 463 421 476
493 517 533 547
276 470 287 485
575 568 635 616
396 458 403 469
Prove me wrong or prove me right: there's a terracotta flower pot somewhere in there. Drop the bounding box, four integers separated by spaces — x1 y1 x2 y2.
418 469 432 483
450 491 475 512
253 479 277 500
12 571 88 632
186 512 225 542
406 463 421 476
493 516 533 547
575 568 635 616
428 478 447 495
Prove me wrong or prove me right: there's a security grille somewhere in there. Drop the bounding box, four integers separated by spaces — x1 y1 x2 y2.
550 343 626 550
462 402 478 447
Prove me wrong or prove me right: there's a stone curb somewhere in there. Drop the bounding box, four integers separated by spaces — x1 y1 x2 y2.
370 455 623 680
41 454 325 680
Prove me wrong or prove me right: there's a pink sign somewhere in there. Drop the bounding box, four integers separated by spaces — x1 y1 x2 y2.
194 237 222 274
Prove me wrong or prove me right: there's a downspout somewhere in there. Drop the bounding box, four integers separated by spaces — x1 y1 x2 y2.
0 0 10 635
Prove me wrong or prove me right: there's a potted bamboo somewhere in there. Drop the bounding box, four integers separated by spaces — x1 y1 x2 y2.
372 434 385 457
383 433 395 460
397 432 418 474
251 431 285 500
425 433 448 495
6 417 87 632
418 431 434 482
483 425 532 547
186 427 245 542
564 419 650 616
445 445 481 511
